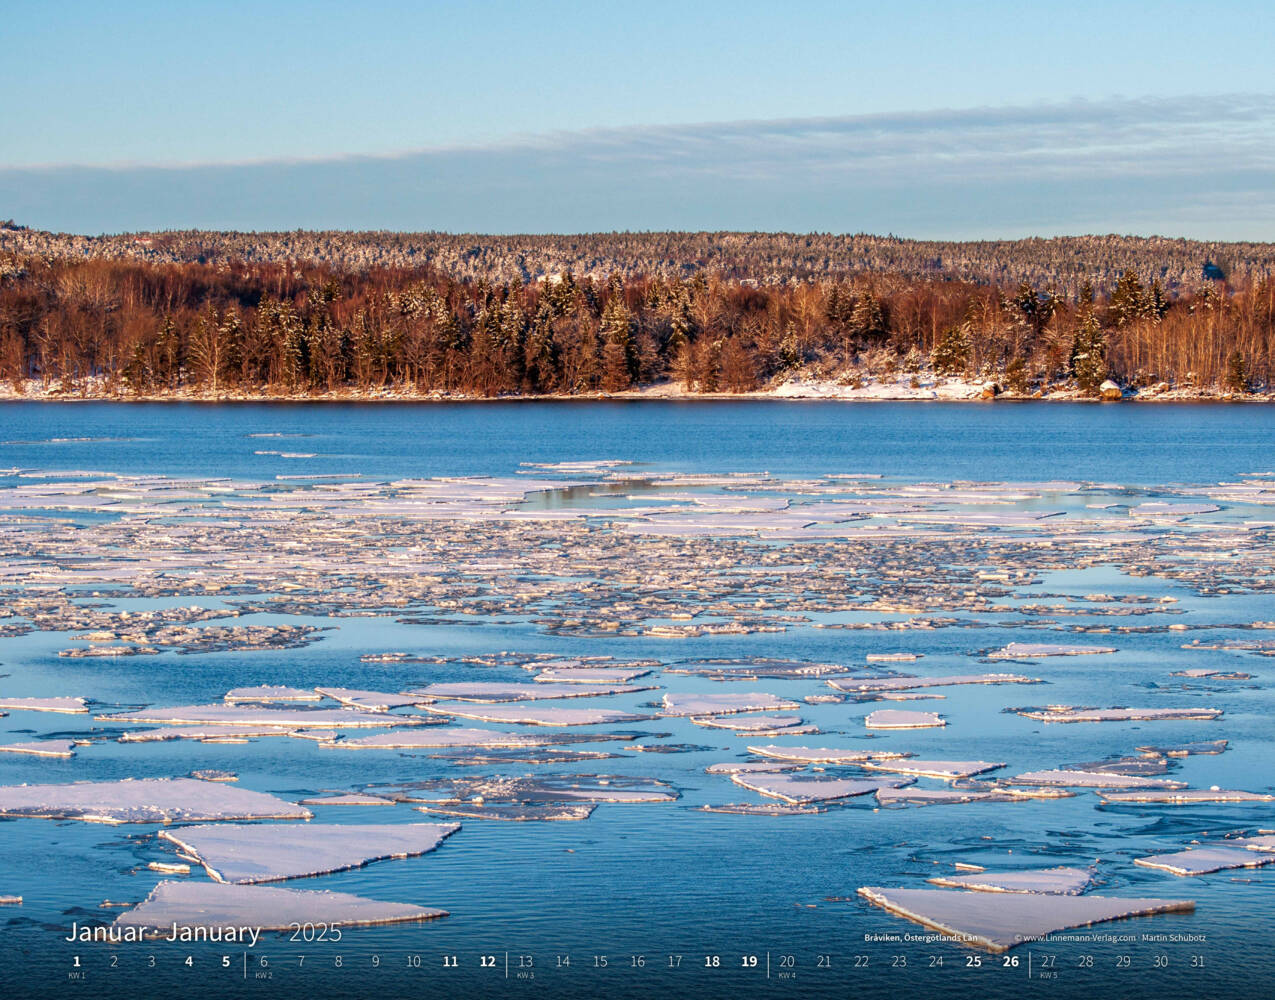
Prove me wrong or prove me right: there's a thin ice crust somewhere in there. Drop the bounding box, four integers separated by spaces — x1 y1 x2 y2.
856 886 1194 953
113 880 447 936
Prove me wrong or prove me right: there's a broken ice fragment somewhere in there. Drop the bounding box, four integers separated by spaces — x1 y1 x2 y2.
298 794 397 806
1099 789 1275 804
0 778 310 824
101 704 434 728
1010 770 1187 789
1135 740 1227 757
926 867 1094 894
114 880 446 936
860 760 1005 780
865 709 945 729
660 692 800 716
730 773 908 804
420 705 649 726
988 643 1116 659
1014 706 1222 723
224 686 320 703
856 886 1193 952
410 681 650 702
0 697 87 714
829 674 1037 694
314 688 426 711
1134 847 1275 876
414 803 594 821
0 740 76 758
747 745 911 764
159 822 459 883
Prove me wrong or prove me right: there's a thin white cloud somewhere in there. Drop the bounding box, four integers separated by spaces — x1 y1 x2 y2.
3 94 1272 238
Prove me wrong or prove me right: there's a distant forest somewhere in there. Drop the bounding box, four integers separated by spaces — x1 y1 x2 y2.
0 227 1271 396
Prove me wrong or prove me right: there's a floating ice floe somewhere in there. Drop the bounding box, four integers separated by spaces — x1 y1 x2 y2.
0 740 76 758
865 709 945 729
704 761 802 774
1015 706 1222 723
1136 740 1228 757
298 793 397 806
699 803 824 816
410 682 650 702
730 773 908 804
691 714 805 732
1010 770 1187 789
101 704 435 728
224 685 320 703
661 692 800 716
0 778 311 824
0 697 87 714
746 745 912 764
314 688 427 711
859 759 1005 780
190 770 236 782
119 726 295 743
1098 789 1275 804
926 867 1094 894
874 786 1018 805
416 804 595 821
1130 502 1221 517
856 886 1194 953
534 667 653 683
1134 847 1275 876
420 705 648 726
159 822 459 883
828 673 1037 694
327 728 635 750
114 880 446 936
988 643 1117 659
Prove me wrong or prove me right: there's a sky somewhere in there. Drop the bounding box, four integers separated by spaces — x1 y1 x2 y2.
3 0 1274 239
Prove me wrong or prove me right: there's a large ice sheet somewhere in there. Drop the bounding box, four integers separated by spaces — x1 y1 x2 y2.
857 886 1194 952
327 728 625 749
114 880 446 936
1099 789 1275 804
159 822 459 883
0 778 311 824
0 740 76 758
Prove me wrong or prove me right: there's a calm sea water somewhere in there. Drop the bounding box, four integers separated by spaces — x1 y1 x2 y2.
0 401 1272 1000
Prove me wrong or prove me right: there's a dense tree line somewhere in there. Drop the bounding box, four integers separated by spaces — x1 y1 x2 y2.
0 253 1270 397
4 226 1275 299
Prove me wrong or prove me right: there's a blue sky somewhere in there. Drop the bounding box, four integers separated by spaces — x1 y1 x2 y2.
4 1 1274 237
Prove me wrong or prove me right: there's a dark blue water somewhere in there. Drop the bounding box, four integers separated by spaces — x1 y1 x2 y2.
1 400 1270 483
0 402 1272 1000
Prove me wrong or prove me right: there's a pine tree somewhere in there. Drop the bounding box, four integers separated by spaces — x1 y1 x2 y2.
931 324 970 375
1070 311 1107 394
1225 351 1251 394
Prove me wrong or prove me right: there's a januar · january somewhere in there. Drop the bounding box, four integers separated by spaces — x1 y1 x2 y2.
65 923 262 947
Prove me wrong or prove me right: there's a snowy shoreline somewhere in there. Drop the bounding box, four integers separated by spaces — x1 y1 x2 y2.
0 374 1268 404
